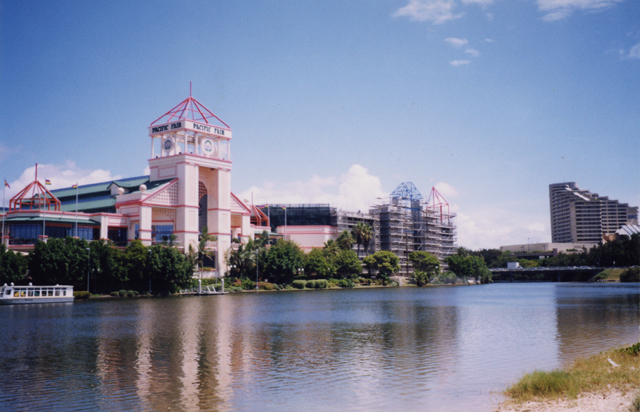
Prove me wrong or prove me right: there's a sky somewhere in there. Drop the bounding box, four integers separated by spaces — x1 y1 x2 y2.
1 0 638 250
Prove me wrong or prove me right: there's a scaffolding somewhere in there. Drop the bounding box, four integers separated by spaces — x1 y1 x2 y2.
370 183 456 276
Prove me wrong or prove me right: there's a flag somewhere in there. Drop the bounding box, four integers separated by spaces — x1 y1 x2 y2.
3 179 9 189
72 183 78 189
282 206 286 210
45 179 52 185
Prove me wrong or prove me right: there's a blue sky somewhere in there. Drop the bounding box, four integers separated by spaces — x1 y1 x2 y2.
1 0 638 249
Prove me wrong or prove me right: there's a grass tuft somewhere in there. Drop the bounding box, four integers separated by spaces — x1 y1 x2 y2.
505 343 640 403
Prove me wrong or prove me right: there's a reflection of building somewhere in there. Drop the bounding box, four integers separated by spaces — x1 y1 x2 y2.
1 95 270 275
549 182 638 243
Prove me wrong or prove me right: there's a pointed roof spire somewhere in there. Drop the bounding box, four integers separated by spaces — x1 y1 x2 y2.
150 92 230 129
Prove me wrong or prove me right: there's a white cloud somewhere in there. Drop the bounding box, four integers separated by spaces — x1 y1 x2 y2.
462 0 494 4
444 37 469 47
626 43 640 59
238 164 387 213
450 60 471 66
434 182 459 199
394 0 463 24
537 0 623 21
242 170 551 251
2 162 122 206
485 38 494 43
454 206 550 250
465 48 481 57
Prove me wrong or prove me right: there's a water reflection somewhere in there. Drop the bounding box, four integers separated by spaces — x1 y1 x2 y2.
0 284 638 412
555 284 640 362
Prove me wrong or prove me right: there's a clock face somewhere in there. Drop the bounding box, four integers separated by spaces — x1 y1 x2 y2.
201 139 216 157
163 138 173 152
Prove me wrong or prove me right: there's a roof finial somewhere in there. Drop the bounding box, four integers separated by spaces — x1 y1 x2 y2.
190 81 192 97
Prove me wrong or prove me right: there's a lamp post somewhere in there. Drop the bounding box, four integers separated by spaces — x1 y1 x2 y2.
148 249 152 294
86 247 90 292
255 249 259 292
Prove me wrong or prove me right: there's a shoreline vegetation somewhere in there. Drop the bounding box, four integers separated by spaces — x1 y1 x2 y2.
2 232 637 298
496 343 640 412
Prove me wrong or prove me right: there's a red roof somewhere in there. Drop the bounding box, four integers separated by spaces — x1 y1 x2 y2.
150 96 230 129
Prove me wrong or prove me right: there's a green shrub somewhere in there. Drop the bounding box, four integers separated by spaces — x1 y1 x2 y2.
292 280 306 289
315 279 328 289
73 291 91 300
126 290 136 297
241 278 256 290
619 343 640 356
305 280 316 289
589 271 609 282
337 279 354 288
327 279 339 288
284 284 294 290
620 267 640 283
110 291 119 297
258 282 275 291
118 289 127 297
227 286 243 292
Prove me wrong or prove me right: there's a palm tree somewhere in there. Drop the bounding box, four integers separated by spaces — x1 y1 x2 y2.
323 239 339 258
351 222 373 257
360 223 373 256
336 230 355 251
197 226 217 272
351 222 364 256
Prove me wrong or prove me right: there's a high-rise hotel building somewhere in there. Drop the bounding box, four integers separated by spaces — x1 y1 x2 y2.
549 182 638 243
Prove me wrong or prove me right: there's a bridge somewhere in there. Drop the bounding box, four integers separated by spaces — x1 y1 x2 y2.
489 266 611 282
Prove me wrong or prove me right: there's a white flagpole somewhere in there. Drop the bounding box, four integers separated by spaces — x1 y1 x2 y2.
2 179 5 243
284 206 287 239
75 184 78 237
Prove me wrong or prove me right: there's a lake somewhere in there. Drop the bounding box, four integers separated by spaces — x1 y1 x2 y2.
1 283 638 411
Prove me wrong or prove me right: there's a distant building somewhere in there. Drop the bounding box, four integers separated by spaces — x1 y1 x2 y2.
500 242 598 259
549 182 638 243
259 182 457 276
258 205 376 257
370 183 456 275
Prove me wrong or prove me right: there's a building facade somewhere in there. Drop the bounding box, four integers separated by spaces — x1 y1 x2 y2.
549 182 638 243
2 96 269 276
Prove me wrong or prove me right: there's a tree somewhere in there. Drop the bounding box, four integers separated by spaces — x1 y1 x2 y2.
336 230 355 251
148 245 193 294
89 239 123 294
0 244 27 284
197 226 217 271
28 237 91 288
363 255 376 277
456 246 472 257
225 239 258 279
304 247 334 278
360 223 373 256
365 251 400 281
334 249 362 279
408 251 440 284
445 254 491 283
323 239 339 259
261 239 304 284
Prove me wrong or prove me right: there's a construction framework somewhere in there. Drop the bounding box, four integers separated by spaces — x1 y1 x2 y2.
370 183 456 276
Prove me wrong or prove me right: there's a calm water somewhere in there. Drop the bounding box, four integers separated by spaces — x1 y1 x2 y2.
1 283 638 412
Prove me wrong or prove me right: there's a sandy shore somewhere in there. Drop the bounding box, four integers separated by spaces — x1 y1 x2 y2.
495 390 636 412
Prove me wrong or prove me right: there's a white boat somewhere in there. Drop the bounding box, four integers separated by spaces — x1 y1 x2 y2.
0 282 74 305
